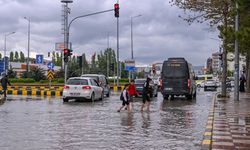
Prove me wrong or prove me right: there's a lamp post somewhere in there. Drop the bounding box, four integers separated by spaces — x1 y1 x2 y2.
130 15 142 81
131 15 142 60
4 32 15 74
24 17 30 73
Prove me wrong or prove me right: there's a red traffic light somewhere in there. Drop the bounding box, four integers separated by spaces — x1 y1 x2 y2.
64 49 69 54
114 3 119 9
114 3 119 18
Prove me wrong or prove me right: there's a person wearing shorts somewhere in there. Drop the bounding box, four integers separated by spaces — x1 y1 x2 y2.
141 77 151 111
118 84 131 112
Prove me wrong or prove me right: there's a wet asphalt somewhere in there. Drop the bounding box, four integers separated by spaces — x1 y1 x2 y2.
0 89 215 150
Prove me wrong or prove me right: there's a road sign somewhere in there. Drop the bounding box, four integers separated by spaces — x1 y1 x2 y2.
125 59 136 71
47 62 55 69
55 42 72 51
125 66 136 71
36 55 44 64
47 69 54 80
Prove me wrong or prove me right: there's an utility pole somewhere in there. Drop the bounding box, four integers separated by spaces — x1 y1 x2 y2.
61 0 73 84
234 2 239 101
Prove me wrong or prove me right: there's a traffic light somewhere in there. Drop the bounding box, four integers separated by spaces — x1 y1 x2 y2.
78 56 83 68
64 49 69 62
114 3 119 18
69 49 73 56
110 63 114 71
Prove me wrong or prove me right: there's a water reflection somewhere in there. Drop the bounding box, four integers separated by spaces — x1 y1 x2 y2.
141 112 151 129
0 98 5 106
120 112 134 130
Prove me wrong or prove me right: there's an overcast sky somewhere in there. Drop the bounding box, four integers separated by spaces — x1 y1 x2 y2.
0 0 221 66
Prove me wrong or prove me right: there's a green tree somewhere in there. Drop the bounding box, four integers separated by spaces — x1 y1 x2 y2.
20 51 25 62
238 0 250 92
14 51 19 62
82 53 89 74
170 0 235 97
55 52 62 66
10 51 14 62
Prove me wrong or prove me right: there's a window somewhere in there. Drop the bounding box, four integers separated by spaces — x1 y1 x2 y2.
67 79 88 85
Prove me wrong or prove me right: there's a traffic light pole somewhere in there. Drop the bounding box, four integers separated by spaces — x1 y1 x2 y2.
64 8 114 84
64 3 69 84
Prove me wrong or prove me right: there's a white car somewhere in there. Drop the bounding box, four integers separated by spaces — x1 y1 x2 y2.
204 79 217 91
62 77 104 102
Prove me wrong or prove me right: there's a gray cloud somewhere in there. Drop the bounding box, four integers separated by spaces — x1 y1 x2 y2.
0 0 220 66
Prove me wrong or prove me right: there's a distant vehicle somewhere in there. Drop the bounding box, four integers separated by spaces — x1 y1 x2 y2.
204 79 217 91
81 74 110 97
226 77 234 88
150 76 161 89
197 80 205 88
152 63 163 76
161 57 196 100
195 74 213 87
62 77 104 102
134 78 158 98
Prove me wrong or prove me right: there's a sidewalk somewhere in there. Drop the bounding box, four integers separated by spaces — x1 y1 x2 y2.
202 92 250 149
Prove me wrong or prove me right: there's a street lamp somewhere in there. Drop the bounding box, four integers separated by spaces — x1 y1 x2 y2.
131 14 142 60
4 32 15 74
130 15 142 80
24 17 30 73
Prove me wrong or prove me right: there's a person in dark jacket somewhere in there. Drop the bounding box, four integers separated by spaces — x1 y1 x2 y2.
141 77 152 112
1 74 11 98
239 73 246 92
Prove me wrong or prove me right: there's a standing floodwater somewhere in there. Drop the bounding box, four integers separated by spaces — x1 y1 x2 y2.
0 90 213 150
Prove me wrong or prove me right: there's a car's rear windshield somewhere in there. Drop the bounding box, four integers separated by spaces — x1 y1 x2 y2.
135 79 146 84
67 79 88 85
81 76 98 82
162 61 188 78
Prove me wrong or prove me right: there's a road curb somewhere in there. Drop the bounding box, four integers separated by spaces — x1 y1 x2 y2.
3 85 126 96
201 92 218 150
6 90 62 96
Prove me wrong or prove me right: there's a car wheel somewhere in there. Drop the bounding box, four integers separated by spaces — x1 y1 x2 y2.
197 84 201 88
106 91 110 97
193 91 196 98
186 94 192 100
100 92 104 101
91 93 95 102
63 98 69 102
164 95 169 100
155 92 158 97
170 95 174 100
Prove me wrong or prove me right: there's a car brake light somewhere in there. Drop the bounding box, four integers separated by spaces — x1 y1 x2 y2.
64 85 70 89
188 79 191 88
82 85 91 89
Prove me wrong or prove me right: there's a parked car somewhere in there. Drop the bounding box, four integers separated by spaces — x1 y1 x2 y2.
81 74 110 97
134 78 158 98
62 77 104 102
204 79 217 91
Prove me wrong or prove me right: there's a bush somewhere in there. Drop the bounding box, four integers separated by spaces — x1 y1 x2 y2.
10 78 35 83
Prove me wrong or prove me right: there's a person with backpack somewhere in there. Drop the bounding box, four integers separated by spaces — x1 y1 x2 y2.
117 84 131 112
141 77 152 112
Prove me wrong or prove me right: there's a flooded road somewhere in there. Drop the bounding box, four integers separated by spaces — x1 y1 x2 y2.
0 90 214 150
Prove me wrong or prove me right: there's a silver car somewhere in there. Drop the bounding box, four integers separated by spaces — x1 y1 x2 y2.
63 77 104 102
204 79 217 91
